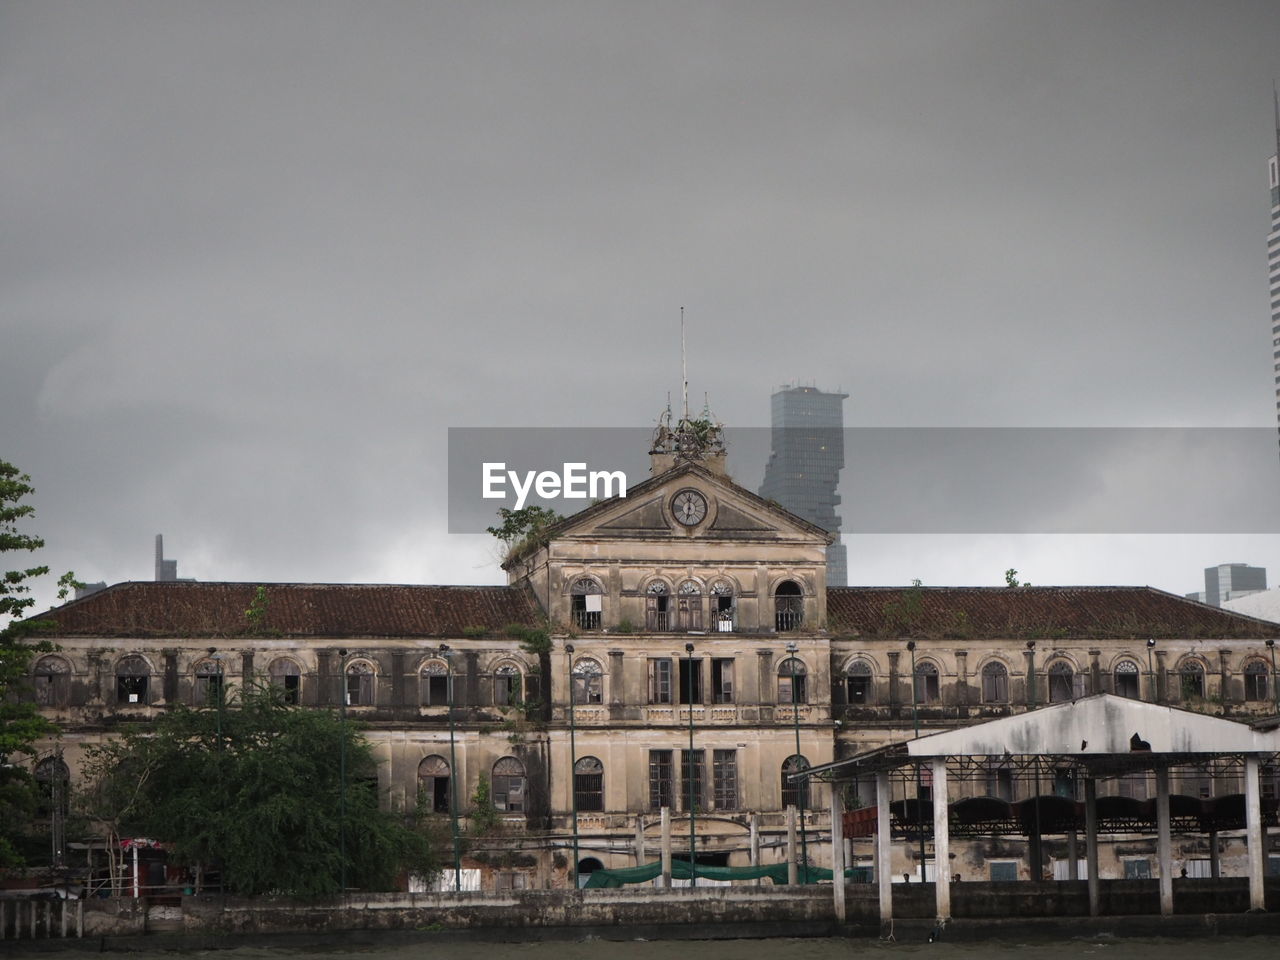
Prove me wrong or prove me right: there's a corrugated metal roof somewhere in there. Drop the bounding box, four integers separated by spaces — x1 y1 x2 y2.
35 581 543 638
826 585 1280 640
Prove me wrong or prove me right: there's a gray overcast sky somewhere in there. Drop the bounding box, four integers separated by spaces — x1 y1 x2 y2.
4 1 1280 614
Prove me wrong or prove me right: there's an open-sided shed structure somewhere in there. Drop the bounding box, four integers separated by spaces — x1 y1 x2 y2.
806 694 1280 922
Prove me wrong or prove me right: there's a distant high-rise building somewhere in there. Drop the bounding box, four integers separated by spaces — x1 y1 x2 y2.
1185 562 1267 607
759 384 848 586
1269 93 1279 447
155 533 178 581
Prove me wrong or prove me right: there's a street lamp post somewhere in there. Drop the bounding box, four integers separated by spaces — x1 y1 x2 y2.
1267 639 1278 715
785 642 807 880
566 642 580 888
438 644 462 891
337 647 348 892
907 641 925 880
685 641 696 887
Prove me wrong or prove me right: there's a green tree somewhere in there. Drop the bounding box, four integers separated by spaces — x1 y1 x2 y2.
486 506 563 560
80 684 442 896
0 460 77 869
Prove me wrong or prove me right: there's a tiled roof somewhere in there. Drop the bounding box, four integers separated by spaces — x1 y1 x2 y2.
825 586 1280 640
35 582 543 639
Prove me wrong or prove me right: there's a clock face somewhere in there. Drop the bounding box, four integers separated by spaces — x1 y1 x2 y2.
672 489 708 526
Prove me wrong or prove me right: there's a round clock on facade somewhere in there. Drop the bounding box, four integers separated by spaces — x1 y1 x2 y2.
671 489 708 526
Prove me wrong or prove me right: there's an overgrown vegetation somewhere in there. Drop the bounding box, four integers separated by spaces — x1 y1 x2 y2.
486 506 563 562
80 684 443 896
0 459 78 870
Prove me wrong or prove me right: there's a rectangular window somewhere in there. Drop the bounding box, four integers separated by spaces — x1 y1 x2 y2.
678 658 703 705
1123 858 1151 880
1051 859 1087 881
711 659 734 703
989 861 1018 882
422 674 449 706
986 767 1014 801
680 749 704 812
648 659 673 704
713 749 738 811
648 750 673 810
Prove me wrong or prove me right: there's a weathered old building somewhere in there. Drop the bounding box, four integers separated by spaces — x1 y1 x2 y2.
22 423 1280 890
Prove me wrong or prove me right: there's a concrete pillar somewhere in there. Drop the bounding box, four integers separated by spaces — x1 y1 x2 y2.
1209 829 1220 879
1245 755 1265 911
76 899 83 938
787 805 798 885
660 806 672 888
831 781 846 922
635 816 645 867
1156 766 1173 917
1067 830 1079 880
876 770 894 923
931 757 951 920
750 815 761 885
1084 777 1100 917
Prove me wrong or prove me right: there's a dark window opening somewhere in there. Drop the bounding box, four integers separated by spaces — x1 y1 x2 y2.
649 750 673 810
269 659 301 705
494 665 521 706
1244 661 1269 702
33 656 70 707
492 757 526 812
914 662 939 704
680 749 705 813
645 581 670 631
774 580 803 631
195 660 224 707
418 755 451 813
570 578 602 630
572 658 603 705
1180 662 1205 700
116 657 149 705
345 662 374 706
845 661 872 705
678 658 703 705
981 661 1008 703
1048 662 1075 703
782 755 809 809
1114 661 1140 699
778 657 807 704
648 658 673 704
574 756 604 812
711 658 734 704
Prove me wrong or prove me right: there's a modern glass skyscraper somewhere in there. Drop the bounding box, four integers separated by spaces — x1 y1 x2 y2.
759 385 848 586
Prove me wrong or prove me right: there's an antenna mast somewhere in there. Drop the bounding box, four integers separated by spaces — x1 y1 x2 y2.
681 306 688 420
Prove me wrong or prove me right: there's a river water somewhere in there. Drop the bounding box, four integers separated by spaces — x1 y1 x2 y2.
37 938 1280 960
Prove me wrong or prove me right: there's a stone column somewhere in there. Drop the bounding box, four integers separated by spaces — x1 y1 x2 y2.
1088 650 1102 695
1024 648 1037 708
887 652 901 720
757 650 775 706
1084 777 1100 917
1217 649 1232 705
634 816 645 867
1245 754 1265 911
162 650 178 704
750 815 761 885
660 806 672 888
1209 829 1220 878
390 651 405 707
240 651 254 691
1155 765 1173 917
932 757 951 920
830 782 846 922
954 650 969 715
876 770 894 923
1155 650 1168 703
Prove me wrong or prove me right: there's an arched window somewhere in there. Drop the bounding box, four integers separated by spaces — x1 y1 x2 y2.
676 580 703 631
417 755 451 813
494 662 522 707
33 655 71 707
194 658 224 707
420 659 451 706
914 661 939 704
711 579 735 631
1244 660 1269 702
492 756 527 812
34 756 70 810
845 659 873 705
778 657 807 704
570 577 602 630
781 755 810 810
774 580 803 631
345 660 375 706
574 756 604 812
1114 660 1140 699
1048 661 1076 703
981 661 1008 703
268 658 301 705
116 656 150 705
1179 660 1205 700
645 580 671 631
572 658 603 705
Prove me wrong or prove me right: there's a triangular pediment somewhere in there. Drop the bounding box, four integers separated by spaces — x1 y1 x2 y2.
535 461 833 545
